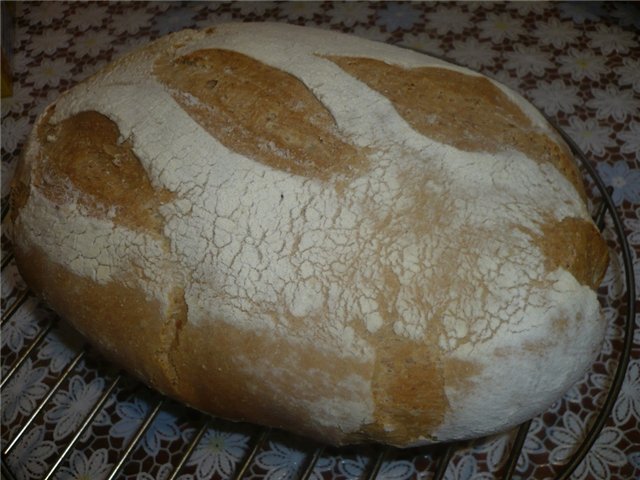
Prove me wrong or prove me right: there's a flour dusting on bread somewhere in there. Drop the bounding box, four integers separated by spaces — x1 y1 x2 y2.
11 23 608 446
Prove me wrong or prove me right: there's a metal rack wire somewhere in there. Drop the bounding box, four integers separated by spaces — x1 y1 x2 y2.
0 127 635 479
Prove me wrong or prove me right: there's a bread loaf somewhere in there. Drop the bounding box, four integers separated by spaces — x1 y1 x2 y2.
10 23 609 447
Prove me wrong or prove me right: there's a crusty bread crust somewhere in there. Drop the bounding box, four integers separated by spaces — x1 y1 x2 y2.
11 23 608 447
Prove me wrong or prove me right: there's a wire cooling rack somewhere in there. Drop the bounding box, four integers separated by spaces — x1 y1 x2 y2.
0 124 635 480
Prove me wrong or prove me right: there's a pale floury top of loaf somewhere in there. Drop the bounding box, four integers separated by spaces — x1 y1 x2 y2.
16 23 605 442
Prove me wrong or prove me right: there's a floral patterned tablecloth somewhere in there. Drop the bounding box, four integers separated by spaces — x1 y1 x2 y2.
1 2 639 480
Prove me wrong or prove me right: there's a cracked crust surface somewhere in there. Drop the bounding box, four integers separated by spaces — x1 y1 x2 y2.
10 23 608 446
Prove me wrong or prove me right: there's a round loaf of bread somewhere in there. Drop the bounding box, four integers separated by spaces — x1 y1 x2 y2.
10 23 609 447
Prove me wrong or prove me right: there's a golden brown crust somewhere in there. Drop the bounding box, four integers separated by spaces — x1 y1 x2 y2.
34 109 174 235
168 319 376 445
154 48 368 180
325 56 586 199
9 155 30 226
12 243 177 394
540 217 609 289
368 335 446 444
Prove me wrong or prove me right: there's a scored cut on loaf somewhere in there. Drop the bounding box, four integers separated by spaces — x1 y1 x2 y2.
10 23 609 447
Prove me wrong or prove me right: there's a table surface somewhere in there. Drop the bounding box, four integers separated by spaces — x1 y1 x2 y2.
1 2 639 480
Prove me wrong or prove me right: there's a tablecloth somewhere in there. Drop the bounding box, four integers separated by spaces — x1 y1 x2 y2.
1 2 639 479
